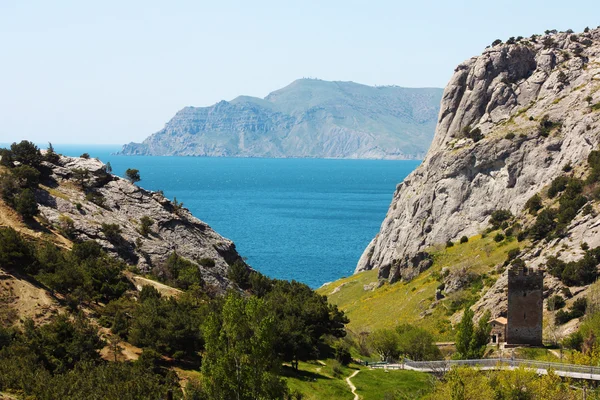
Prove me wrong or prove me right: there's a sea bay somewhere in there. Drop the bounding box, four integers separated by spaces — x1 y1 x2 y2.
38 144 420 287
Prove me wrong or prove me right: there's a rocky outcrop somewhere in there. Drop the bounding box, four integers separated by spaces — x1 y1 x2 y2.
119 79 443 160
36 156 244 292
357 29 600 282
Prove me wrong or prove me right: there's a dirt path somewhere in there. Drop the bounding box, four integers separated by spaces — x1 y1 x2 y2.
346 370 360 400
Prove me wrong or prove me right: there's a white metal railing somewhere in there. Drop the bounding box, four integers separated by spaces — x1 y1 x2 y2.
368 358 600 378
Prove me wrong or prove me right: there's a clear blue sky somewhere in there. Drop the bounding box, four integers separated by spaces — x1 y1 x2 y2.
1 0 598 144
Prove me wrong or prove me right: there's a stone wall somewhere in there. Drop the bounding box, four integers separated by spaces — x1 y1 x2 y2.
507 267 543 346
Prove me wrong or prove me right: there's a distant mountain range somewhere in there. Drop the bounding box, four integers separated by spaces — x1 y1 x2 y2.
118 79 443 159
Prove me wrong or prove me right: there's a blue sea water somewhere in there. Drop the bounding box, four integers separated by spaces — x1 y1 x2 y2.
8 143 419 288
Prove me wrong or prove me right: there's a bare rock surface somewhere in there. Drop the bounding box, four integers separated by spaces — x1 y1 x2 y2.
357 29 600 286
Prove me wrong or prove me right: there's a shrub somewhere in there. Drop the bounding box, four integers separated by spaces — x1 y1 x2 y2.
547 295 566 311
15 188 38 219
446 240 454 248
587 150 600 184
461 126 484 142
80 153 90 159
505 132 515 140
525 194 543 215
490 210 512 228
101 223 122 242
530 208 557 240
460 236 468 244
85 191 105 207
563 331 583 350
492 39 502 46
12 165 40 188
538 115 559 137
138 216 154 237
198 258 215 268
228 260 250 289
125 168 141 184
562 163 573 173
71 168 90 188
9 140 42 167
543 37 556 49
494 233 505 242
44 143 60 164
334 342 352 366
555 309 571 325
506 248 520 262
58 215 75 237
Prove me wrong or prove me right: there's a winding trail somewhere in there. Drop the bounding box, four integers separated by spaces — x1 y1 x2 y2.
346 370 360 400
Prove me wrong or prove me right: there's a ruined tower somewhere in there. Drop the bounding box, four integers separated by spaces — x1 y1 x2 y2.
506 265 544 346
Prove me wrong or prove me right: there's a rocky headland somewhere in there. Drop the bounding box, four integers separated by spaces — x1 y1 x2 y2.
119 79 442 160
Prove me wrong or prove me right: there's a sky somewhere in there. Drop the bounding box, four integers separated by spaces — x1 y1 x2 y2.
0 1 598 145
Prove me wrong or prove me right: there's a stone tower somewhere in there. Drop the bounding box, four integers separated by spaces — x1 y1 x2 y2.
506 265 544 346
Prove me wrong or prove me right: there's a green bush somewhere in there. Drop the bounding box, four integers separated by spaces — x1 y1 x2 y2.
15 188 38 219
125 168 141 184
538 115 559 137
9 140 42 168
228 260 251 289
446 240 454 248
494 233 505 242
547 295 566 311
101 223 122 242
490 210 512 228
460 236 469 244
85 190 105 207
547 176 569 198
138 216 154 237
530 208 557 240
525 194 543 215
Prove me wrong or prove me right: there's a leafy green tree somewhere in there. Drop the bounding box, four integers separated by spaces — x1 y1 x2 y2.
228 260 251 289
44 142 60 164
125 168 140 184
266 280 348 370
201 293 288 400
23 315 103 374
12 165 40 188
525 194 543 215
101 223 122 242
139 215 154 237
128 286 203 357
396 324 441 361
454 308 490 359
71 168 90 187
10 140 42 168
15 188 38 219
0 227 37 273
369 328 400 362
530 208 557 240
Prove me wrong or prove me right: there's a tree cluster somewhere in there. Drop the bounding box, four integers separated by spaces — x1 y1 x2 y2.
368 324 441 362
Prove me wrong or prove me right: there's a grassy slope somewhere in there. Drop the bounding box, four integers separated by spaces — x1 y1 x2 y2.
283 360 357 400
319 234 524 339
352 369 433 400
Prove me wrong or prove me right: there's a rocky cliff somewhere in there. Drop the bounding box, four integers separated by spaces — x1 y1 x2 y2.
35 156 244 291
357 28 600 286
118 79 442 159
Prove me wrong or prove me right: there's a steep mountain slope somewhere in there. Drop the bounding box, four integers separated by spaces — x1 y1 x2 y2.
1 155 245 292
357 28 600 283
119 79 442 159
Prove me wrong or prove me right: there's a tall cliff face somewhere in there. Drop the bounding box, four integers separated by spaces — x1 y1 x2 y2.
357 29 600 282
36 156 244 292
119 79 442 160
